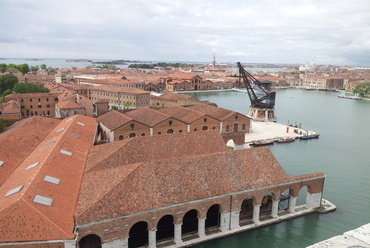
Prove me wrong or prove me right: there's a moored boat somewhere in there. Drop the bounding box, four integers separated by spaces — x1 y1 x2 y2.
300 134 320 139
276 137 295 143
252 139 275 146
338 91 362 100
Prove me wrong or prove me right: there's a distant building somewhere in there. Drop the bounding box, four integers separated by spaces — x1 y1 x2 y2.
302 76 344 90
55 101 85 118
55 72 67 84
4 93 59 117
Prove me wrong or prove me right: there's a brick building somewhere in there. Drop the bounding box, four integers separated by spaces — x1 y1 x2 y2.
89 85 150 110
0 116 327 247
97 104 251 146
4 93 59 117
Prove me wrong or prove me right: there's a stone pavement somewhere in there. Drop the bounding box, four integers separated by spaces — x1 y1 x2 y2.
307 223 370 248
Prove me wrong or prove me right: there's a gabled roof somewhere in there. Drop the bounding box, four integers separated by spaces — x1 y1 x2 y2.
157 105 206 124
56 101 84 109
0 115 97 242
123 108 171 127
2 100 21 114
85 130 228 173
97 110 133 130
158 92 193 100
0 117 61 186
76 146 295 224
169 73 201 80
186 104 238 121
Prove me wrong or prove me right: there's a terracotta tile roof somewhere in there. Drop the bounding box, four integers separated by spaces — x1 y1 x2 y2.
158 92 193 100
169 73 201 80
4 93 59 101
2 100 21 114
186 104 237 121
0 117 61 187
96 110 133 130
91 85 147 94
157 105 206 124
85 130 227 173
0 115 97 242
56 101 84 109
123 108 171 127
76 146 310 224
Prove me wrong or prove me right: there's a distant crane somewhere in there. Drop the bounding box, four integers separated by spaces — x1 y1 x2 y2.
237 62 276 122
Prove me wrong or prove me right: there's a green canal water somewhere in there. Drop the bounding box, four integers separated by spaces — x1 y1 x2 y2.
186 89 370 248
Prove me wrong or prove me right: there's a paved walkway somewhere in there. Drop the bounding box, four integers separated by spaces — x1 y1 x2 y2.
244 121 317 144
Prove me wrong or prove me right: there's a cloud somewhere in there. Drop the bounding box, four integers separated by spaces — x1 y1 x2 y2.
1 0 369 66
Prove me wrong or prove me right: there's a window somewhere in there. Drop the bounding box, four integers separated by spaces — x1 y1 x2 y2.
46 104 50 108
242 124 246 131
226 125 229 133
46 98 49 101
119 135 124 140
54 98 58 101
30 99 32 102
38 105 42 108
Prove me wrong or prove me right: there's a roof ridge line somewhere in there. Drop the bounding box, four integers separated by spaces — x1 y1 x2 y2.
22 198 72 238
76 162 143 219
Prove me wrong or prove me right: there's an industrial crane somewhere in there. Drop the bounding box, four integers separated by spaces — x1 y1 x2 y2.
237 62 276 121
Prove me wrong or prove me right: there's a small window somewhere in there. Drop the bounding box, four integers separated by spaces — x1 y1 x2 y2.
0 161 4 167
26 162 40 170
54 98 58 101
60 149 72 156
119 135 124 140
38 105 42 108
30 99 32 102
5 186 23 197
33 195 53 206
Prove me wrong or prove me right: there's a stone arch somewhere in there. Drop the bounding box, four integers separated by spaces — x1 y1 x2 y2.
205 204 220 232
167 128 174 134
297 185 309 206
129 133 136 138
119 135 124 140
239 196 254 224
79 234 102 248
279 188 290 211
260 191 277 216
141 133 145 136
202 126 208 130
182 209 198 236
129 221 148 248
226 139 235 148
156 215 174 243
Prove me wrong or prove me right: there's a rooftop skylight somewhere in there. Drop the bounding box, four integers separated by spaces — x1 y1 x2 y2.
60 149 72 156
57 127 66 132
70 133 80 139
44 141 56 147
5 186 23 197
43 175 60 185
26 162 40 170
33 195 53 206
0 161 4 167
77 122 86 126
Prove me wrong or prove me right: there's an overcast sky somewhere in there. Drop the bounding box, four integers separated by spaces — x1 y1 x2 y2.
1 0 370 66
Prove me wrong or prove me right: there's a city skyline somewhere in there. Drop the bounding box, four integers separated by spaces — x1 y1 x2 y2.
1 0 370 66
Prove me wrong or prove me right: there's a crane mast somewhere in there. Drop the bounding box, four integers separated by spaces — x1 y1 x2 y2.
237 62 277 122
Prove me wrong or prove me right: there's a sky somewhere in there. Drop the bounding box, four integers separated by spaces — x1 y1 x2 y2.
1 0 370 66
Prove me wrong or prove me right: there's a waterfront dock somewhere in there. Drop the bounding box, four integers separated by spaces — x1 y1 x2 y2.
242 121 317 147
307 222 370 247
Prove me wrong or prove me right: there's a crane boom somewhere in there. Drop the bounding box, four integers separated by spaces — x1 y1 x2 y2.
237 62 276 109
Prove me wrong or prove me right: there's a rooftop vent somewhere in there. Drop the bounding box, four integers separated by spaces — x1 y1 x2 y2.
33 195 53 206
43 175 61 185
5 186 23 197
26 162 40 170
60 149 72 156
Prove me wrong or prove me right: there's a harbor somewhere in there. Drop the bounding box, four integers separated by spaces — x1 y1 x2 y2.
189 89 370 248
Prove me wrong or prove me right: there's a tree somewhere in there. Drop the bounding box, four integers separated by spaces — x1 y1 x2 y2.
18 64 30 75
30 65 40 71
40 64 47 70
0 74 19 95
123 101 132 109
353 82 370 97
13 82 27 93
13 82 48 93
2 89 12 97
111 106 119 110
0 63 7 73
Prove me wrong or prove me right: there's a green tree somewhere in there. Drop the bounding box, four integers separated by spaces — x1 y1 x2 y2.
2 89 13 97
0 74 19 95
123 101 132 109
39 87 49 93
30 65 40 71
353 82 370 96
18 64 30 74
40 64 47 70
111 106 119 110
13 82 27 93
0 63 7 73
